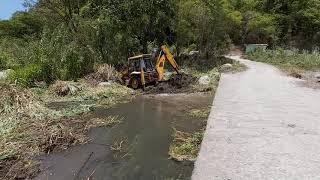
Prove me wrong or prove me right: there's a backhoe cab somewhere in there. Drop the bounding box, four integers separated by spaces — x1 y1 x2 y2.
122 45 180 89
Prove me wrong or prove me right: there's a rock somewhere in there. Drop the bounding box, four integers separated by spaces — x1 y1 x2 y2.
98 82 112 87
68 85 80 95
163 72 173 80
315 73 320 82
0 71 6 80
198 75 210 85
220 63 233 72
290 72 302 79
0 69 13 80
59 85 70 96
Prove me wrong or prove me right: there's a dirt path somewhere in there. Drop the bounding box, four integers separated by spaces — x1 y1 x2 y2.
192 56 320 180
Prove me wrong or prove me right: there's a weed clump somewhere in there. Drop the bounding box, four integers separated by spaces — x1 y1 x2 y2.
169 129 204 162
188 107 211 119
226 61 248 73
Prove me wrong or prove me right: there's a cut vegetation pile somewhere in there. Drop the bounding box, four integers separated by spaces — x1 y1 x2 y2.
85 64 121 86
40 80 137 106
0 83 123 179
145 73 199 94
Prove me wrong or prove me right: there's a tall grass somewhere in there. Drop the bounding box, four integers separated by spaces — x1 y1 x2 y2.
248 48 320 71
0 83 134 179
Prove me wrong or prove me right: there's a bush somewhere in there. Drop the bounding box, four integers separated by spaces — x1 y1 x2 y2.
0 52 11 70
8 64 43 87
0 58 7 70
248 48 320 71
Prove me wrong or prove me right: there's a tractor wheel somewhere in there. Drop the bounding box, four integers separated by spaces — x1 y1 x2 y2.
130 77 140 89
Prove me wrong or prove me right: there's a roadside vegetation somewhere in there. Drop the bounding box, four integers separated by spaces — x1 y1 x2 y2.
169 129 204 162
169 105 211 162
188 107 211 119
247 49 320 76
226 61 249 73
1 0 319 87
0 0 320 179
39 81 137 105
0 83 126 179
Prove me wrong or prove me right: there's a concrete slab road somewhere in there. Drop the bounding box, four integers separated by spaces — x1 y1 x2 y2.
192 56 320 180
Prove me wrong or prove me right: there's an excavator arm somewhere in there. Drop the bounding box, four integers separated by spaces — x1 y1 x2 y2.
155 45 180 81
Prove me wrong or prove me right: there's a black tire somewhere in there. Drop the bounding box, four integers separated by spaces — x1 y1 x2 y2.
130 77 140 89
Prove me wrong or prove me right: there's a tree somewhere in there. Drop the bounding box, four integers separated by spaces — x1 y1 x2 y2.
0 12 42 38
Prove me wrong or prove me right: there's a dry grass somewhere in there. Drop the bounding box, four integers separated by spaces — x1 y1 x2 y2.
51 80 71 96
0 83 123 179
85 64 120 86
110 137 129 152
41 81 138 106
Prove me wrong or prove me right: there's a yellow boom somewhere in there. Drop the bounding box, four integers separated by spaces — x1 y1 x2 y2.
155 45 180 81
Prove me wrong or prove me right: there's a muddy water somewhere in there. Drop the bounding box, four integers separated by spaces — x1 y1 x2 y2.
35 94 212 180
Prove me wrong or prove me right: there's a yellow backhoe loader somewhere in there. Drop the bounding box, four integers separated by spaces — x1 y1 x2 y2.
122 45 180 89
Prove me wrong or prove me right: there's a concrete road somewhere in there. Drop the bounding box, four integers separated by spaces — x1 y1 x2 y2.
192 56 320 180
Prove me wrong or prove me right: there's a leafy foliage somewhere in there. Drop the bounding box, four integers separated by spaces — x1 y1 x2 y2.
248 48 320 71
7 64 43 87
0 0 319 86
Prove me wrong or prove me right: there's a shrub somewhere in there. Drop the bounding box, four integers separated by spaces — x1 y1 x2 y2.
0 59 6 70
248 48 320 71
0 52 10 70
7 64 43 87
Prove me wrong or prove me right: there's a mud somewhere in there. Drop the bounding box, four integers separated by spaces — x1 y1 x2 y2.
1 159 40 180
35 94 213 180
145 73 199 94
296 71 320 89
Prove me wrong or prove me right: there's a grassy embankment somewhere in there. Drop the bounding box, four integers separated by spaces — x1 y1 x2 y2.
247 49 320 76
178 57 248 92
0 80 137 179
